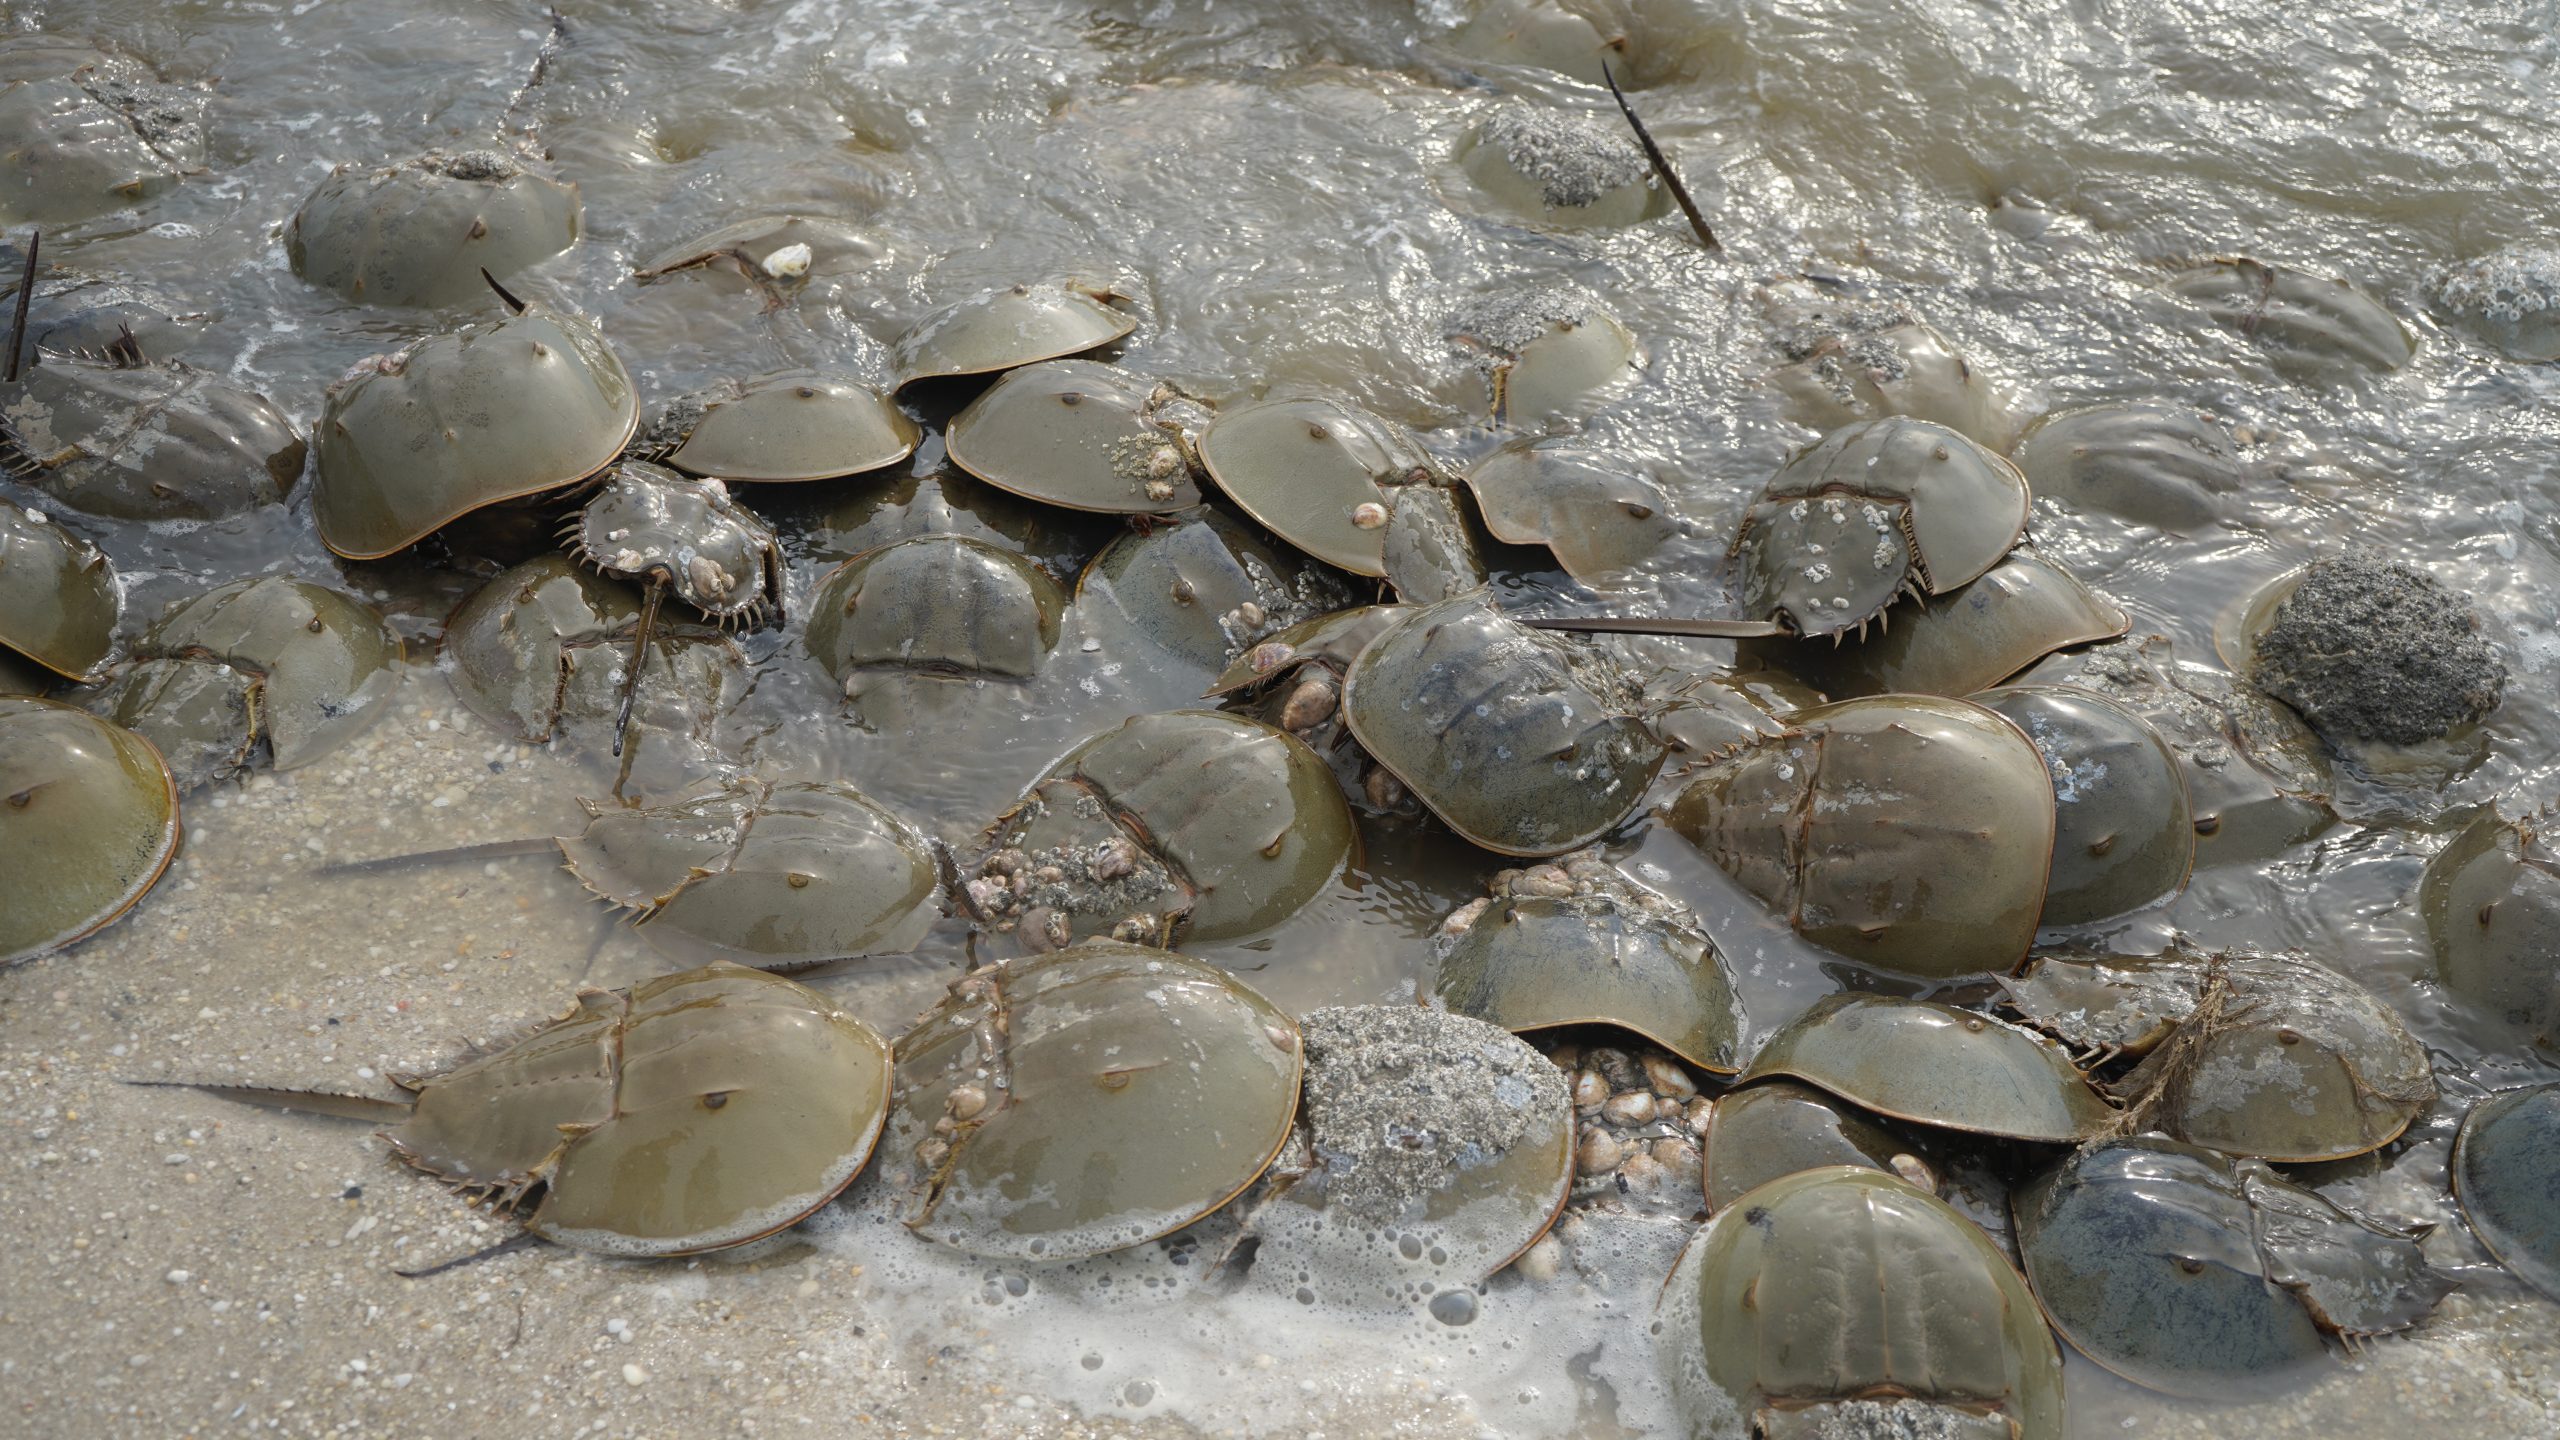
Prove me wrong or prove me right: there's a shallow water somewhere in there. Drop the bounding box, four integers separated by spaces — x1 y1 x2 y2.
7 0 2560 1434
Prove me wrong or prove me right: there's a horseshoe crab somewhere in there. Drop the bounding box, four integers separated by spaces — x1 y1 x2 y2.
82 576 401 789
879 944 1303 1261
1456 102 1657 227
1443 286 1637 428
2007 949 2435 1163
1377 477 1490 604
1443 0 1626 86
891 277 1135 390
1738 994 2113 1143
1432 848 1747 1073
1976 683 2194 926
1659 1166 2065 1440
1764 283 2014 446
1343 591 1663 858
1216 1005 1574 1304
2016 1136 2452 1398
2451 1082 2560 1302
1699 1080 1942 1215
2168 257 2415 377
1741 549 2128 699
287 150 580 309
2421 801 2560 1054
631 215 885 308
1196 393 1448 578
1460 440 1676 582
2 340 304 522
805 534 1066 692
312 277 636 559
2011 403 2244 533
560 777 942 966
0 498 118 681
637 369 918 484
962 709 1355 952
0 696 179 967
2431 244 2560 362
1664 694 2055 977
1076 508 1353 698
1206 604 1410 809
0 53 205 225
809 464 1109 579
160 964 893 1260
945 359 1206 513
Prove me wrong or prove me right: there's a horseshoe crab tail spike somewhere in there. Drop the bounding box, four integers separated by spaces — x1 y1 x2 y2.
481 267 529 315
395 1229 542 1280
5 229 38 384
1600 61 1719 254
611 582 665 759
121 1078 418 1123
310 836 558 878
1520 614 1788 640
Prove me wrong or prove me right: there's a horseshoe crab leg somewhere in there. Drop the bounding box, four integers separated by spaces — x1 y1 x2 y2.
610 581 664 758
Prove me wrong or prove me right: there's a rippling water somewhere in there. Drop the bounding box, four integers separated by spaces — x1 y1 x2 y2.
8 0 2560 1434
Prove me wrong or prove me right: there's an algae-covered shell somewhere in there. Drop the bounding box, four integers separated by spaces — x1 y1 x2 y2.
2431 245 2560 362
2422 805 2560 1053
891 278 1135 389
0 499 118 681
1659 1166 2065 1440
1739 993 2113 1143
1743 550 2127 699
971 710 1355 947
1076 508 1352 694
286 151 581 309
1665 694 2054 977
1456 103 1658 228
568 463 781 622
1976 684 2193 926
119 576 400 773
2168 257 2414 376
1700 1080 1937 1215
2 358 304 521
1730 418 2030 637
1197 394 1441 578
0 77 187 225
2451 1082 2560 1302
1769 312 2012 447
1444 288 1638 428
1432 894 1747 1073
1460 441 1676 582
0 697 179 967
2017 1137 2451 1398
1241 1005 1574 1297
2011 403 2242 533
442 556 742 745
806 535 1066 684
560 778 941 965
313 302 637 559
391 963 891 1257
1343 591 1663 857
883 943 1303 1261
654 370 918 484
946 360 1203 513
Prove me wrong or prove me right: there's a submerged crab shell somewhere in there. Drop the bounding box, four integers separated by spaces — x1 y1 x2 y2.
1432 894 1747 1073
394 964 893 1257
0 77 184 226
1665 694 2055 978
1747 550 2129 699
886 943 1304 1261
138 577 402 771
1198 394 1438 578
4 360 304 522
82 654 258 791
1976 684 2194 926
2016 1137 2448 1399
946 360 1203 513
1460 442 1677 582
1772 320 2013 448
806 534 1066 682
2168 258 2415 377
2452 1082 2560 1303
286 155 582 309
2011 403 2243 534
0 499 118 681
313 306 638 559
660 370 919 484
1474 307 1639 428
1343 591 1664 858
1659 1166 2065 1440
442 556 741 744
1739 993 2113 1143
890 279 1135 389
1076 508 1348 693
1699 1080 1934 1215
633 214 883 285
0 697 180 967
2421 808 2560 1053
572 462 780 619
561 780 942 965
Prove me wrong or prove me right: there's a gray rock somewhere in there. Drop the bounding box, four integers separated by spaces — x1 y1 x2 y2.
2254 553 2505 746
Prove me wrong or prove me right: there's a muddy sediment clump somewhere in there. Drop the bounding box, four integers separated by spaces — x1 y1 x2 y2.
2253 552 2505 746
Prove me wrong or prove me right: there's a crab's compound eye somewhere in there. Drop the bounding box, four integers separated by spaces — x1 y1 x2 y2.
701 1091 732 1110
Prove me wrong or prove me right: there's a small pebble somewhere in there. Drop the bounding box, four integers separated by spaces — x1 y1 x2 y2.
623 1362 648 1386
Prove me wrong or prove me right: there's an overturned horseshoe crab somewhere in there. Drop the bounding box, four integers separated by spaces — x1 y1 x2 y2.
149 964 893 1262
1659 1166 2065 1440
891 277 1135 390
287 149 580 309
2016 1136 2452 1398
946 359 1206 513
879 944 1303 1261
0 696 180 967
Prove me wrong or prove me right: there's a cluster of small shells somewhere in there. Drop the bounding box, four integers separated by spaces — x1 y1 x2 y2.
964 821 1171 952
1550 1038 1707 1211
1437 843 1689 940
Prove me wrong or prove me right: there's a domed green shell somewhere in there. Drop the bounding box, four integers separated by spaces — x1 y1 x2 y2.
1432 893 1747 1072
2452 1082 2560 1303
0 499 118 681
1460 440 1675 581
655 370 917 484
3 358 303 521
1699 1080 1937 1215
946 360 1203 513
891 278 1135 389
1976 683 2193 926
0 697 179 967
286 151 581 309
806 534 1066 684
0 76 187 225
1198 394 1442 578
1737 994 2113 1143
2423 805 2560 1054
1743 550 2127 699
2011 403 2242 533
